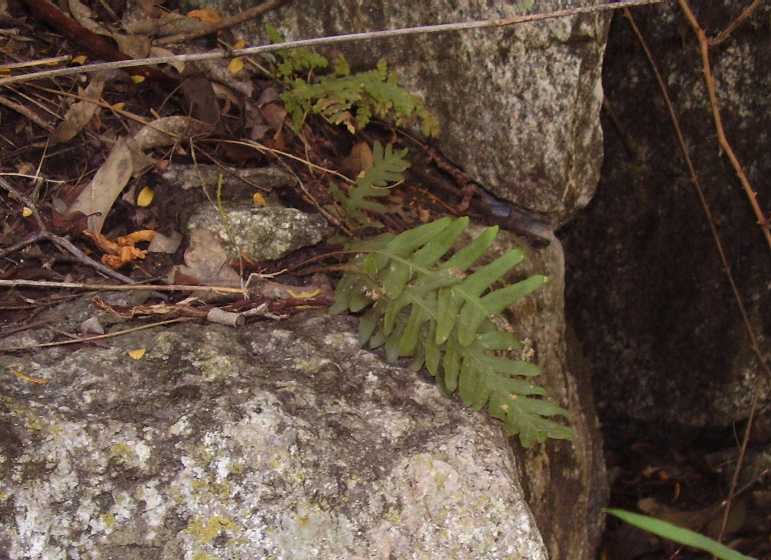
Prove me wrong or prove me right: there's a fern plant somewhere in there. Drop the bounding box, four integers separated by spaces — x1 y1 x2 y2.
331 216 573 447
331 141 410 226
266 26 439 137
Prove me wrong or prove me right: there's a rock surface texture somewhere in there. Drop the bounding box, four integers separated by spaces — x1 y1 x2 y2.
563 2 770 426
0 311 549 560
192 0 611 224
487 229 607 560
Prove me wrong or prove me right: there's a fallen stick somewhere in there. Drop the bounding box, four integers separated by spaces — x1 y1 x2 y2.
1 0 664 86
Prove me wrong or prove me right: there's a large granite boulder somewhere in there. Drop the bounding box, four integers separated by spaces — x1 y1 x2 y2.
0 228 607 560
0 311 548 559
563 2 770 427
187 0 611 224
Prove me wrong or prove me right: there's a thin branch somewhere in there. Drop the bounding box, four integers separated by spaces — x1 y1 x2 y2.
0 0 664 87
624 7 769 549
676 0 771 250
0 94 53 131
0 278 244 294
710 0 763 47
156 0 290 46
0 177 135 283
0 317 194 352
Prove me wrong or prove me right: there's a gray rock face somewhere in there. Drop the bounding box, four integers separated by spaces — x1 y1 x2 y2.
0 312 548 560
484 229 607 560
194 0 610 224
564 2 770 426
186 204 331 260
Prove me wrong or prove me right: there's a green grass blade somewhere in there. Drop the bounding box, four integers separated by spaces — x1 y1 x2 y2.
605 509 755 560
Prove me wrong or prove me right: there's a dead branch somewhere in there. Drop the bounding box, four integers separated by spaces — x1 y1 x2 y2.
0 94 53 131
676 0 771 251
1 0 664 87
156 0 290 46
710 0 763 47
0 176 135 283
17 0 175 84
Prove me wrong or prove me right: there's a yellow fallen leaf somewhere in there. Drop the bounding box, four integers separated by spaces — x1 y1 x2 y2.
252 192 267 207
187 8 221 23
130 75 145 84
287 288 321 299
71 55 88 65
136 185 154 207
228 57 244 76
232 39 247 49
22 207 33 217
111 102 126 111
128 348 146 360
14 371 48 384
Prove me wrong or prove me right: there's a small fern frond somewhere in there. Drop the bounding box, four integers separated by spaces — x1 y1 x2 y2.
332 142 411 226
266 24 329 79
332 217 573 447
279 58 439 136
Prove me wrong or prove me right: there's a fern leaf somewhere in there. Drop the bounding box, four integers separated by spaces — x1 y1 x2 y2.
457 274 548 347
336 142 411 226
333 216 573 447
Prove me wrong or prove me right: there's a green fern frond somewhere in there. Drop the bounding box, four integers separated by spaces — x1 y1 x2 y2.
280 58 439 136
331 142 410 226
266 24 328 79
332 217 573 447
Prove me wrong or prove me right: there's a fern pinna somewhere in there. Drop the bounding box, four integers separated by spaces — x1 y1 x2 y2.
331 216 573 447
331 142 410 226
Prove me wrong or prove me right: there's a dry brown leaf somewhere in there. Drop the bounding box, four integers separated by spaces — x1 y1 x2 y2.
181 76 221 128
149 46 184 73
68 138 133 233
139 0 161 18
50 73 107 145
186 8 221 23
68 0 111 37
169 228 240 287
113 33 151 59
148 230 182 254
256 87 279 107
341 141 374 178
260 102 286 131
132 116 213 151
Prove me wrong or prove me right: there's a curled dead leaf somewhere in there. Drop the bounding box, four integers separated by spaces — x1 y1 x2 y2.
67 0 111 37
132 116 213 151
341 141 374 178
169 228 240 287
68 137 133 233
50 73 107 145
186 8 221 23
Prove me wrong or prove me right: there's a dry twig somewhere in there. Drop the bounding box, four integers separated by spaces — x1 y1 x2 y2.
0 94 53 131
156 0 290 45
0 177 134 283
676 0 771 250
710 0 763 47
0 317 193 352
0 0 664 87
